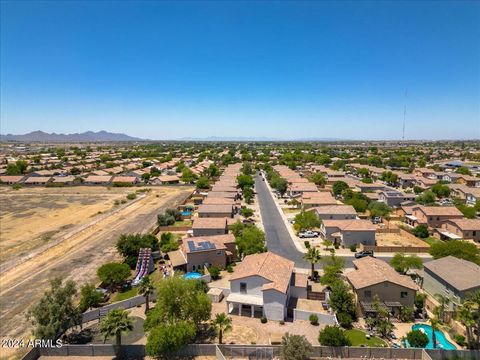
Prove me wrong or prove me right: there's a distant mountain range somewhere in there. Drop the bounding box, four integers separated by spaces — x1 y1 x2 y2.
0 131 144 142
178 136 344 142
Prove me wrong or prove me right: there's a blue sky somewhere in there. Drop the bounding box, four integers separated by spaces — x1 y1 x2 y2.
1 0 479 140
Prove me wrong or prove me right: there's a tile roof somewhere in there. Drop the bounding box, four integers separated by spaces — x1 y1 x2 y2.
346 257 418 290
423 256 480 291
322 219 376 231
192 217 228 229
230 252 294 293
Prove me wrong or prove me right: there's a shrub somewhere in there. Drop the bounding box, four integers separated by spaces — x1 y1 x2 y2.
261 316 267 324
226 264 234 273
126 193 136 200
309 314 319 325
279 320 285 325
318 326 351 346
11 183 22 190
280 333 312 360
304 241 311 248
406 329 429 348
336 312 353 328
453 334 466 346
349 244 357 252
209 266 221 280
412 225 429 238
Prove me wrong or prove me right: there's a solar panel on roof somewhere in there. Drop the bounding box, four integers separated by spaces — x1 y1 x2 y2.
188 240 216 252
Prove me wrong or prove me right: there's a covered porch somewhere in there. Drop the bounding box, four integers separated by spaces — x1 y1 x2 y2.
226 293 264 318
434 229 462 241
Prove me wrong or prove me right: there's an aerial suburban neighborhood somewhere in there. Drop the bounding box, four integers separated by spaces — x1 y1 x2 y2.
1 0 479 360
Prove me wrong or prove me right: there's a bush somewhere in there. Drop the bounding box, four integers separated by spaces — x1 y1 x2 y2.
309 314 319 325
261 316 267 324
279 320 285 325
336 312 353 328
349 244 357 252
318 326 351 346
209 266 221 280
280 333 312 360
453 334 466 346
304 241 311 248
412 225 429 238
226 264 234 273
406 329 429 348
126 193 137 200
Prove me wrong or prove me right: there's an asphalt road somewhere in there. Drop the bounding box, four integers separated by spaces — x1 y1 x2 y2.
255 173 310 268
254 173 430 269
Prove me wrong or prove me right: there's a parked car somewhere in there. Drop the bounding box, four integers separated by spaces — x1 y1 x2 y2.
371 216 382 224
299 230 319 238
438 198 453 206
354 250 374 259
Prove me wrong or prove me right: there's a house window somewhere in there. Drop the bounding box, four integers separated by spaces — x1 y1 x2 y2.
429 217 433 221
240 283 247 294
401 291 408 298
473 231 477 236
437 217 440 221
217 250 222 256
364 290 372 298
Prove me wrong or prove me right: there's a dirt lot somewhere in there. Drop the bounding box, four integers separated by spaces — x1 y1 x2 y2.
376 231 428 247
0 186 193 359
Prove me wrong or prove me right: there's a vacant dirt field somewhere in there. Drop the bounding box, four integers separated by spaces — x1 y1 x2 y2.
376 231 428 247
0 185 193 359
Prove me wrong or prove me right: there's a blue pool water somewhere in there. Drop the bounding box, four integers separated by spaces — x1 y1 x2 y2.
184 272 202 280
181 210 192 216
409 324 456 350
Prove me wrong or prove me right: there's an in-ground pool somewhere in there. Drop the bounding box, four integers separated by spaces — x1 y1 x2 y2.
184 272 202 280
407 324 456 350
181 210 192 216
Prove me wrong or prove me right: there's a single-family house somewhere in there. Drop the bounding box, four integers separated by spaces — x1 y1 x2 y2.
301 192 337 208
346 257 418 315
310 205 357 220
422 256 480 311
226 252 308 320
0 175 26 184
320 219 376 247
192 217 229 236
197 204 234 218
405 205 464 229
434 218 480 243
378 189 416 208
84 175 113 185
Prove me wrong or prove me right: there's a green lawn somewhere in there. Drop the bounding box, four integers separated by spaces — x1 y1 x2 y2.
423 236 443 246
173 219 192 227
113 287 138 302
345 329 387 347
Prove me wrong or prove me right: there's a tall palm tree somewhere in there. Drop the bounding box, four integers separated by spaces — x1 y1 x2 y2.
456 290 480 349
434 294 451 323
211 312 232 344
138 276 155 313
99 309 134 356
303 247 322 279
429 317 440 349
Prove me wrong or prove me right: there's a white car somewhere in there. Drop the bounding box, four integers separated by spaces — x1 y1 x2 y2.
298 230 319 238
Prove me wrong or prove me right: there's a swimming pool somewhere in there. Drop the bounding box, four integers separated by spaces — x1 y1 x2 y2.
181 210 192 216
409 324 456 350
184 272 202 280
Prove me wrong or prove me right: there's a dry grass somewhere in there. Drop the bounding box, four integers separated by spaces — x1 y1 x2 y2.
0 186 193 360
376 231 428 247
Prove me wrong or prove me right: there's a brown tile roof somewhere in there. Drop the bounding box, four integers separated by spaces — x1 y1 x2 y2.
182 234 235 254
202 197 237 205
446 218 480 231
423 256 480 291
230 252 294 294
207 191 237 199
322 219 376 231
197 204 233 214
311 205 357 215
192 217 228 229
347 257 418 290
414 205 464 217
23 176 51 184
211 185 238 192
84 175 113 183
112 176 138 183
0 175 24 183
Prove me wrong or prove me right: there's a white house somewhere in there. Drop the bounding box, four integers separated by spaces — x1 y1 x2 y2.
226 252 308 321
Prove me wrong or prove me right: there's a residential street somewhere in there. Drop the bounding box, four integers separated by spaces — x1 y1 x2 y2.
254 174 431 269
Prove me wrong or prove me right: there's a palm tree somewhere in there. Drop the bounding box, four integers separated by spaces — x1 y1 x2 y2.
456 290 480 349
430 317 440 349
99 309 134 356
434 294 451 323
303 247 321 279
211 312 232 344
138 276 155 313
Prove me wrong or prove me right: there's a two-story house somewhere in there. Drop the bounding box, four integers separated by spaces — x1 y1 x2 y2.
405 205 464 229
434 218 480 243
346 257 418 316
226 252 308 321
